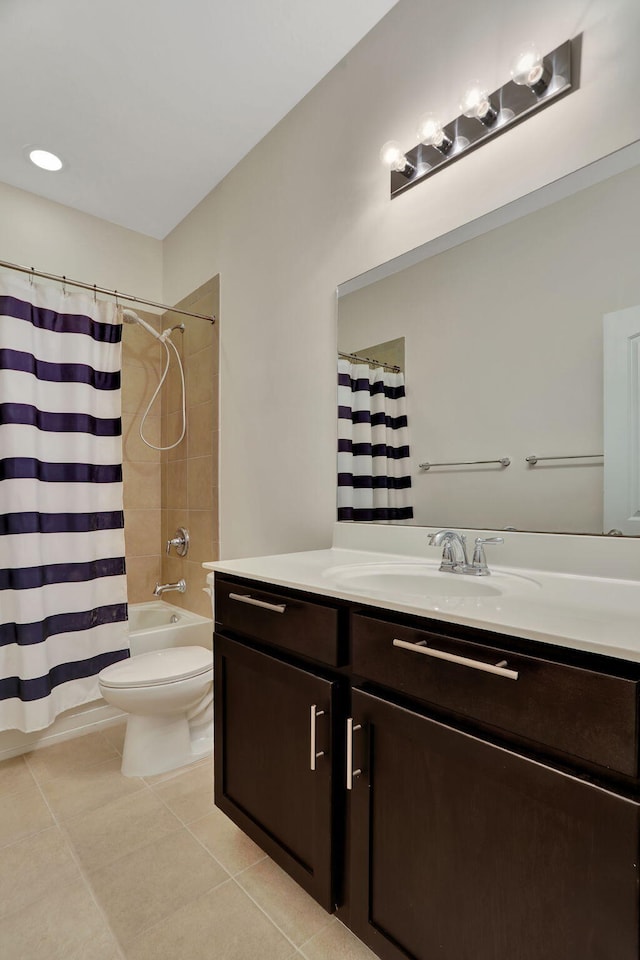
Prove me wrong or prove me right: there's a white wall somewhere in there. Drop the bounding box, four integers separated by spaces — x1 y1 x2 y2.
0 180 162 299
339 164 640 535
162 0 640 559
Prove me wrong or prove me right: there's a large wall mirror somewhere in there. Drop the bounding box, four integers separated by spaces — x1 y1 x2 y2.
337 141 640 536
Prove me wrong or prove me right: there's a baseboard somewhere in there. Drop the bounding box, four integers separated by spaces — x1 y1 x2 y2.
0 700 125 762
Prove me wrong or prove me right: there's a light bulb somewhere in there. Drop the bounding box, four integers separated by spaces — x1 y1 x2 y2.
510 42 551 94
379 140 414 177
416 113 452 154
459 82 498 126
28 148 63 171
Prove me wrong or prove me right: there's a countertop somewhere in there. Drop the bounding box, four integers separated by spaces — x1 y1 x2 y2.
204 546 640 664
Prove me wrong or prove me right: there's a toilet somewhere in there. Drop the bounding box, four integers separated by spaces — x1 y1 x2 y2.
98 646 213 778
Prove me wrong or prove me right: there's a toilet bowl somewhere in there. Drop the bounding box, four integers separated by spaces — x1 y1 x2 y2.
98 646 213 778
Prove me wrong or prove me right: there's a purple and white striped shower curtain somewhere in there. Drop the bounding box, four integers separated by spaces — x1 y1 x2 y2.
337 358 413 522
0 275 129 732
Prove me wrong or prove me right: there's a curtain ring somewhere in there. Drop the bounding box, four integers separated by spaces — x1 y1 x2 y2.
62 275 67 296
29 267 35 287
93 284 97 303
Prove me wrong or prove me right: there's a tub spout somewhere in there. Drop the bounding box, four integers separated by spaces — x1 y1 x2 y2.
153 579 187 597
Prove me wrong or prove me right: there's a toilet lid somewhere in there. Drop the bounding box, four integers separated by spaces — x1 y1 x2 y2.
99 646 212 689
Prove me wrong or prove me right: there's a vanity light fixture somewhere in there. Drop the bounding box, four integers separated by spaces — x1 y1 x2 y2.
380 140 415 177
416 113 453 154
382 37 577 198
28 148 64 172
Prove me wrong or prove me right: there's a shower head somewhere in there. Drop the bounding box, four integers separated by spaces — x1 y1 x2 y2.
121 308 162 341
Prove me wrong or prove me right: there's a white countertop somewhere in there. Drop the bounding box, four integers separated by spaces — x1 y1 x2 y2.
204 544 640 664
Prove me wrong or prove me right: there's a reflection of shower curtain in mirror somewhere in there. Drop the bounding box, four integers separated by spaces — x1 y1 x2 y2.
337 358 413 522
0 275 129 733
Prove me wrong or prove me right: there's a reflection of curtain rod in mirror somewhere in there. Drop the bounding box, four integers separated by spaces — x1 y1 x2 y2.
339 350 401 373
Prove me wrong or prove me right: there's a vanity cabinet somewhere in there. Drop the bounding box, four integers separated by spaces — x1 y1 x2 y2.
213 572 640 960
348 687 640 960
214 580 347 910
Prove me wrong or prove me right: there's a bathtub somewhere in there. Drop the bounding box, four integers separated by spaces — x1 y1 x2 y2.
128 601 213 655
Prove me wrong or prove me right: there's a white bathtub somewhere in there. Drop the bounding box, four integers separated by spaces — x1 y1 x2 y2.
128 601 213 655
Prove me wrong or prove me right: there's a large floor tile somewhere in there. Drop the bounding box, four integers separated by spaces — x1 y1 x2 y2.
40 757 145 822
0 877 115 960
151 761 215 823
64 788 180 873
300 920 379 960
125 879 296 960
0 826 80 920
189 805 266 875
89 827 228 946
0 782 53 848
0 754 36 794
237 858 333 946
25 731 119 783
101 721 127 755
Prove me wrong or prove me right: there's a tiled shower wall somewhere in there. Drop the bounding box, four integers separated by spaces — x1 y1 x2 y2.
161 278 220 617
122 278 219 612
122 312 163 602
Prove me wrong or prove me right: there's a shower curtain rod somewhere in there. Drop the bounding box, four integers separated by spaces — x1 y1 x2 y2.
0 258 216 323
339 350 401 373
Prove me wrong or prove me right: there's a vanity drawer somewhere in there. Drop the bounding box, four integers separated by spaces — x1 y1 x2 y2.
215 577 342 666
352 613 640 776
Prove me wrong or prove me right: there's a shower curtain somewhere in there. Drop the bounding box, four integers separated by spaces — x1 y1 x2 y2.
0 274 129 732
337 357 413 521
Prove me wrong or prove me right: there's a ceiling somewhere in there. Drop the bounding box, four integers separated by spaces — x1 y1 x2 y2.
0 0 398 239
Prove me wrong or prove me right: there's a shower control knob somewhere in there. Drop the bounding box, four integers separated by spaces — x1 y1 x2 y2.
166 527 190 557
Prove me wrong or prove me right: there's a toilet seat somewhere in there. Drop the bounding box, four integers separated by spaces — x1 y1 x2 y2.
99 646 212 689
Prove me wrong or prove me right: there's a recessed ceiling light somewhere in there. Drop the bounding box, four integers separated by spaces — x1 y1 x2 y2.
29 148 64 171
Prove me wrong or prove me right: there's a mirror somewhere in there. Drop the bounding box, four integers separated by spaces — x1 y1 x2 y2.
337 142 640 535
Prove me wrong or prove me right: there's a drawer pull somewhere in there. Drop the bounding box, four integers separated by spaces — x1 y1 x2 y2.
346 717 362 790
392 637 519 680
228 593 287 614
310 704 325 771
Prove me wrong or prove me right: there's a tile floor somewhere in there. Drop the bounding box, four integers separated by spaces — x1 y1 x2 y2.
0 724 377 960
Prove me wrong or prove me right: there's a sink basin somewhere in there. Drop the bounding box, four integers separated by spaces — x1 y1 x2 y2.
323 562 540 600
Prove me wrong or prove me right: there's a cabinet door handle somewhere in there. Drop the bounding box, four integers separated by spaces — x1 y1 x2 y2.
228 593 287 614
346 717 362 790
392 637 519 680
310 704 325 771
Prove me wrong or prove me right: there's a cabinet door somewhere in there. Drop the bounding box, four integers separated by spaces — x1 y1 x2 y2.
349 688 640 960
215 633 338 910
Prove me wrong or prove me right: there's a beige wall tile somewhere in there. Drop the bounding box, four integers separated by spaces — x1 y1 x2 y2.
166 459 188 509
89 828 227 946
122 413 161 462
121 362 162 416
164 411 188 461
188 455 213 510
188 401 215 459
186 347 214 406
126 555 162 604
125 879 294 960
124 509 162 558
123 462 161 509
185 510 215 564
166 345 185 415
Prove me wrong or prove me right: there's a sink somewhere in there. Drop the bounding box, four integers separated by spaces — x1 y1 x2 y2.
323 562 540 600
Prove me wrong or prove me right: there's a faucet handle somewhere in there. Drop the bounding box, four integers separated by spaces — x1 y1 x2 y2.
471 537 504 575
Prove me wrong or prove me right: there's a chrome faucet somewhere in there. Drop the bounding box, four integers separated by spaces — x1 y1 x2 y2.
153 578 187 597
428 531 504 576
428 530 469 572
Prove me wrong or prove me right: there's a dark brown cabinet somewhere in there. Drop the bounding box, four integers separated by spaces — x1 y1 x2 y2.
213 572 640 960
348 688 640 960
214 633 341 910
